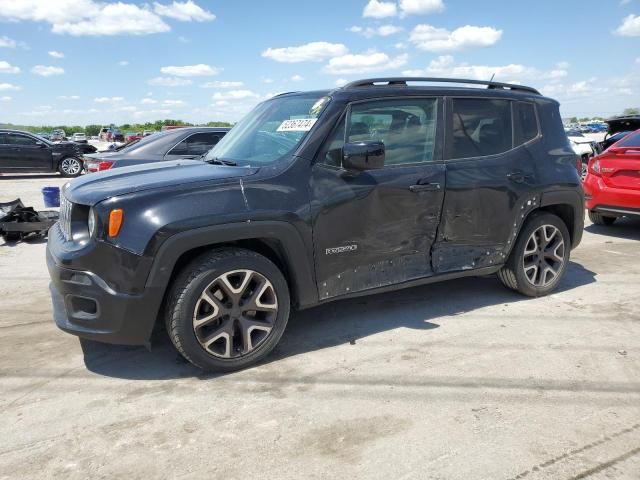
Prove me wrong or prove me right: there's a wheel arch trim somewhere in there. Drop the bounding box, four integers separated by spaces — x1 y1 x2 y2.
144 221 318 309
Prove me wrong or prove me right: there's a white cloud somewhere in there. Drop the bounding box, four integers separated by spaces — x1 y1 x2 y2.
162 99 186 106
153 1 215 22
94 96 124 103
262 41 348 63
403 56 570 85
48 50 64 58
395 42 407 49
616 14 640 36
399 0 445 16
349 24 403 38
57 95 80 100
119 60 129 66
290 74 304 82
212 90 260 101
0 36 17 48
324 52 408 75
0 96 11 101
201 80 244 88
541 79 609 100
363 0 397 18
140 98 157 104
160 64 220 76
409 24 503 52
31 65 64 76
335 78 348 87
0 0 171 36
0 61 20 74
148 76 193 86
0 82 20 91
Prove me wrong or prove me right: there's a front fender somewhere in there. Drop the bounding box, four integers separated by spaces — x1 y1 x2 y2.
144 221 318 309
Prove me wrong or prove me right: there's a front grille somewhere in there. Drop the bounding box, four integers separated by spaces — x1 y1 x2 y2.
59 194 72 241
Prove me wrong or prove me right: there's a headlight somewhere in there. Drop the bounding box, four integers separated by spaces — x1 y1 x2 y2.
88 208 97 238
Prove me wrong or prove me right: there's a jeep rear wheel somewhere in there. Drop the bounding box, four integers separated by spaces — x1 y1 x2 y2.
498 212 570 297
165 248 290 372
588 210 616 226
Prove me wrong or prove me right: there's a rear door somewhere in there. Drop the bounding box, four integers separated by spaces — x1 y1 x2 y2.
310 96 446 300
164 132 224 160
6 133 53 171
0 133 13 171
433 97 540 272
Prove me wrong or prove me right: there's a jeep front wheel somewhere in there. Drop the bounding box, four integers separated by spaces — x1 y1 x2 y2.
166 248 290 372
498 212 570 297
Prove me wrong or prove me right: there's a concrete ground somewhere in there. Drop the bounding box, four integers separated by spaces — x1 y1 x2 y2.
1 174 639 480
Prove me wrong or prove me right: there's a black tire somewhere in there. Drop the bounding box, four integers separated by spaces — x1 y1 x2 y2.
498 211 570 297
588 210 616 226
58 157 83 177
165 248 290 372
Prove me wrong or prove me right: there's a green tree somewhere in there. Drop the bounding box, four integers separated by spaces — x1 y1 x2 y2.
623 107 639 116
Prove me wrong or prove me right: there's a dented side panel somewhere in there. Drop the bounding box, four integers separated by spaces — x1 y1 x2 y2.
311 162 445 300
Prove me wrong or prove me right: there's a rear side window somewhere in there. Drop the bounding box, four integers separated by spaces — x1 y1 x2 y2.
617 131 640 148
449 98 512 159
168 132 222 156
514 102 539 146
0 133 8 145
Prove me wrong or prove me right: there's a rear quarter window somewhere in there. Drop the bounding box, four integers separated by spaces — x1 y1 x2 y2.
514 102 539 146
617 131 640 148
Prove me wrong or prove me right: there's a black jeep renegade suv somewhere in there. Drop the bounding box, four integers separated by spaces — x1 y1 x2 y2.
47 78 584 371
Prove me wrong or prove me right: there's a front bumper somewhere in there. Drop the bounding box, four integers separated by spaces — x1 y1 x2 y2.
584 174 640 216
46 226 163 346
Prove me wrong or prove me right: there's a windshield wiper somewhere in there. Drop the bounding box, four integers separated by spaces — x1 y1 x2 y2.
206 157 237 166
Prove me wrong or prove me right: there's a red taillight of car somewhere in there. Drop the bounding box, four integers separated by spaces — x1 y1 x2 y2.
575 156 582 173
87 160 114 173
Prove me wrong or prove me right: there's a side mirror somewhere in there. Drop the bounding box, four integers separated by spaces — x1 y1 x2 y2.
342 141 385 172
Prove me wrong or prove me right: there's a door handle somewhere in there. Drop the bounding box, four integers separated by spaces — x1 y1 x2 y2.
409 183 441 193
506 171 526 183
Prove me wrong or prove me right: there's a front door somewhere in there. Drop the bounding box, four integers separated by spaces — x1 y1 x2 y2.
7 133 52 171
310 97 445 300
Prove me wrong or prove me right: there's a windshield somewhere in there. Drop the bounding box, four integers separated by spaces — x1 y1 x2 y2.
204 93 330 166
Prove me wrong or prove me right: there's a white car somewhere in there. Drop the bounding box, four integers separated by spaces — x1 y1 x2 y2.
565 129 599 180
71 132 87 143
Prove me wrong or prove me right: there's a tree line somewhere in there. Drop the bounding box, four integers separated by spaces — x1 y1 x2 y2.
0 119 234 136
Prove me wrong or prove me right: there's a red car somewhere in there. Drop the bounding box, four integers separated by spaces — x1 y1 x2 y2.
584 129 640 225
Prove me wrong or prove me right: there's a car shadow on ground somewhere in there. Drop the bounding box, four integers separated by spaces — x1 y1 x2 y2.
585 216 640 241
81 261 596 380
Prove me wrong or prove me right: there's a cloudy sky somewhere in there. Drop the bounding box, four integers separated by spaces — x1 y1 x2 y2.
0 0 638 125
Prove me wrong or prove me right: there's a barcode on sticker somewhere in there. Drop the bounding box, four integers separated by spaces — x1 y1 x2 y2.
276 118 317 132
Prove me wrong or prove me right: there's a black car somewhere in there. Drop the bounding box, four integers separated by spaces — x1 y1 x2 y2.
47 77 584 371
83 127 229 172
0 129 84 176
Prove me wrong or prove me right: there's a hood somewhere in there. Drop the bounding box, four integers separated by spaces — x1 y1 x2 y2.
53 141 81 152
64 159 259 205
567 136 593 144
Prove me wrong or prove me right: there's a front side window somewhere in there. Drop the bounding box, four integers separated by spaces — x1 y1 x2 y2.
169 133 222 156
204 93 330 166
449 98 513 159
347 98 438 166
9 134 38 146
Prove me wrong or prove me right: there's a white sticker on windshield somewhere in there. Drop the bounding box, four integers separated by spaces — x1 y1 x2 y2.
276 118 318 132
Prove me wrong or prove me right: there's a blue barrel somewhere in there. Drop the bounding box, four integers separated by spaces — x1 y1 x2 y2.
42 186 60 208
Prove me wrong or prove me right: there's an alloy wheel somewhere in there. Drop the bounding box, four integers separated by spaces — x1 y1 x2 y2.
192 269 278 359
522 224 566 287
61 157 81 175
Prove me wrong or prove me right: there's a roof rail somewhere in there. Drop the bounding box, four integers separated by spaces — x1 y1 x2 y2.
342 77 540 95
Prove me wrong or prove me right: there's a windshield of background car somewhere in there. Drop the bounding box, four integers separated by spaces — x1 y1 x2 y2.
204 93 331 166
